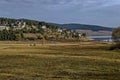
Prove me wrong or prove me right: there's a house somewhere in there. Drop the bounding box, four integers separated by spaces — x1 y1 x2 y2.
10 21 26 29
18 21 26 28
78 33 82 37
21 22 26 28
57 28 63 32
41 26 47 29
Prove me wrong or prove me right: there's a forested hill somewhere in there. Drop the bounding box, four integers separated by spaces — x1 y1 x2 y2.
0 17 88 41
0 18 57 29
51 23 114 31
0 17 113 31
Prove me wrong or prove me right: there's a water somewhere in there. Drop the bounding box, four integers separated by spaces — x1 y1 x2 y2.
89 36 112 41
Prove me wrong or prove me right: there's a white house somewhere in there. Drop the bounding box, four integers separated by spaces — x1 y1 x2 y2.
78 33 82 37
41 26 47 29
57 28 63 32
21 22 26 28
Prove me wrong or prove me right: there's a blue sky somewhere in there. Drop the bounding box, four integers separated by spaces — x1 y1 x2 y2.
0 0 120 27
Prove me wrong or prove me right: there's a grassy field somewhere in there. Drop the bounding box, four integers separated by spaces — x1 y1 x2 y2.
0 42 120 80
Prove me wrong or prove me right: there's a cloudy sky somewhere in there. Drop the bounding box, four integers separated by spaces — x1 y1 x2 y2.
0 0 120 27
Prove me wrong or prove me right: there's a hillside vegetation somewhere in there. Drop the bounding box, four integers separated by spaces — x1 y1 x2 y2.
0 18 86 41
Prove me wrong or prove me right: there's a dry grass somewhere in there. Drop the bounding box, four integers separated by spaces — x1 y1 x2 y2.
0 41 119 80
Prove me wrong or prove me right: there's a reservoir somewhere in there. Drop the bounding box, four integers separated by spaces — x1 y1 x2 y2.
89 36 112 41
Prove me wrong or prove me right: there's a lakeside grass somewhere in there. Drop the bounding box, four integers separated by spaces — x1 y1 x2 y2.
0 42 120 80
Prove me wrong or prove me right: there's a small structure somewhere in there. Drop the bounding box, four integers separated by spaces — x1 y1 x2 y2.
18 21 26 28
78 33 82 37
21 22 26 28
57 28 63 32
41 26 47 29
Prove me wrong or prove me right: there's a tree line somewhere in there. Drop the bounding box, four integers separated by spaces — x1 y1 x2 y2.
0 28 44 41
0 17 57 29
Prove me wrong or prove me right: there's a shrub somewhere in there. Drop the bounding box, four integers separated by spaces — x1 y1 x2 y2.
110 42 120 50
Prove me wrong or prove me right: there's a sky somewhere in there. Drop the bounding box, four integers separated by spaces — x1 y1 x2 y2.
0 0 120 27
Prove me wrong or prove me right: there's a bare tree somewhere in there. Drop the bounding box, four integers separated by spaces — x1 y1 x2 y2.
112 27 120 42
110 27 120 50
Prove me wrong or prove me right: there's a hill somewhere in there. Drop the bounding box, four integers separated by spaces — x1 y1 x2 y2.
51 23 114 31
0 17 87 41
0 17 114 37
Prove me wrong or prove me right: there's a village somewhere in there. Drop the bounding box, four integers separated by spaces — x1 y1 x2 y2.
0 19 86 41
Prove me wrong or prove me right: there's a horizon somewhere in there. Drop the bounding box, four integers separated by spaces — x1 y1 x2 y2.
0 17 116 28
0 0 120 28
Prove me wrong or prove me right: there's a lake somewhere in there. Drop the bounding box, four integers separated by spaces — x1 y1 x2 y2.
89 36 112 41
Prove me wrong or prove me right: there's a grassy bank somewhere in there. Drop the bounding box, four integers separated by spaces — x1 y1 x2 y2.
0 42 120 80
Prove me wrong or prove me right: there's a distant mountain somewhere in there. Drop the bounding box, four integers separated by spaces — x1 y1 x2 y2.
51 23 114 31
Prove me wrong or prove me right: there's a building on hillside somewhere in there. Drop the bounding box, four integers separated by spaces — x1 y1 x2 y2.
57 28 63 32
41 26 47 29
18 21 26 28
10 21 26 29
21 22 26 28
9 23 15 28
77 33 82 37
0 26 9 30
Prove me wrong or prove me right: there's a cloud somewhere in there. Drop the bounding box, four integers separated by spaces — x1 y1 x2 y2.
2 0 31 3
1 0 120 8
0 0 120 27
